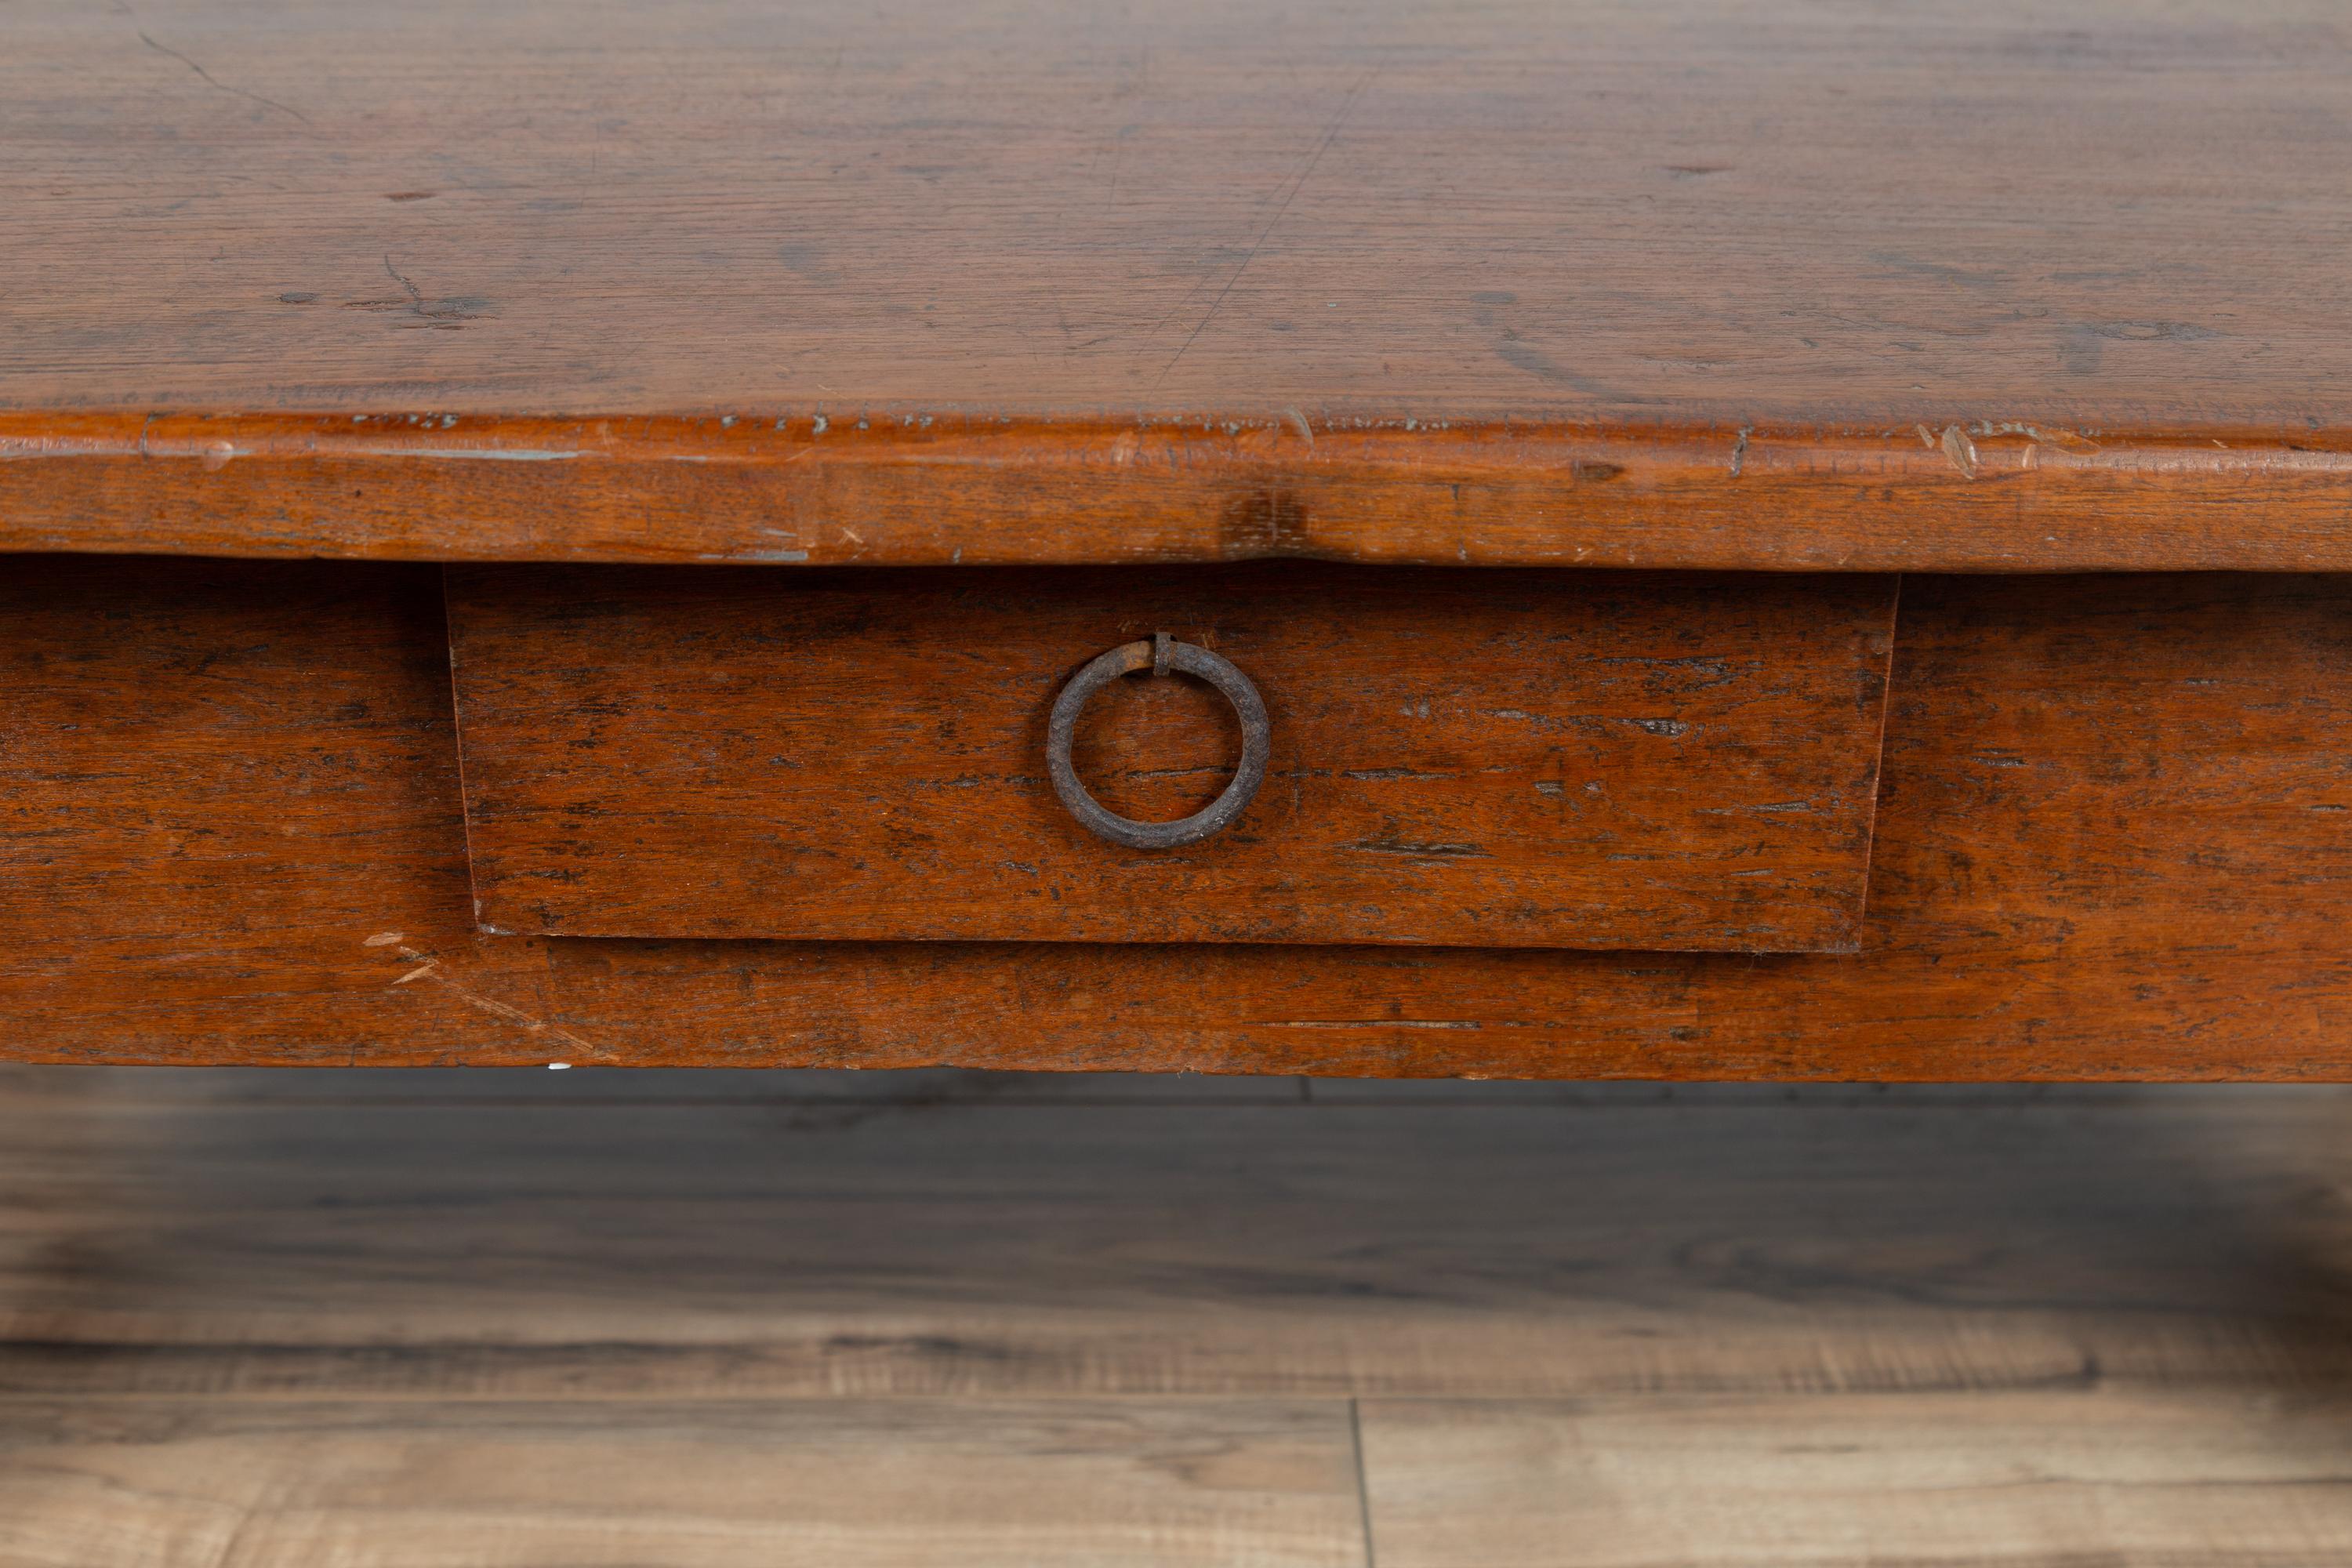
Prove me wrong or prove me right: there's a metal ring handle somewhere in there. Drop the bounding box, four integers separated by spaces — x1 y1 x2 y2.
1047 633 1270 850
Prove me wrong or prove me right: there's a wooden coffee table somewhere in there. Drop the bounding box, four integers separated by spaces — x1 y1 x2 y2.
5 0 2347 1078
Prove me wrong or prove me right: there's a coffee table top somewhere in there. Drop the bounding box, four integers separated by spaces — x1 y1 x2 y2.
5 0 2347 568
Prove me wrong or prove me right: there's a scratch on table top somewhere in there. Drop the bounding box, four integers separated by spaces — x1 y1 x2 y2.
372 938 598 1055
1152 70 1376 390
1937 423 1980 479
134 24 313 126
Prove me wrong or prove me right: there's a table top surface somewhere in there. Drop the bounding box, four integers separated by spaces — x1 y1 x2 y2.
5 0 2350 571
6 0 2348 432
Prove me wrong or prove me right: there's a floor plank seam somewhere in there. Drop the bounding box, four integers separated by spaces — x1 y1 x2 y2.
1348 1396 1379 1568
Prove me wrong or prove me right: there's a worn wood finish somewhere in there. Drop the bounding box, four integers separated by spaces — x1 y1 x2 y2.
6 557 2352 1076
471 572 2352 1076
4 0 2347 430
5 0 2352 571
6 1069 2352 1563
1701 574 2352 1073
0 557 549 1066
9 414 2352 573
4 554 2352 1081
447 566 1896 950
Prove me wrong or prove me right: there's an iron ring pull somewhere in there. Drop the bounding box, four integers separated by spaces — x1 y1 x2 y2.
1046 633 1270 850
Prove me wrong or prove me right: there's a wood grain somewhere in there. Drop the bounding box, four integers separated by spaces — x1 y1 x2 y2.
1698 574 2352 1075
0 555 549 1066
6 1069 2352 1564
1358 1390 2352 1568
446 566 1896 950
8 414 2352 572
3 0 2347 430
9 557 2352 1076
6 1074 2352 1399
0 1399 1366 1568
5 0 2352 572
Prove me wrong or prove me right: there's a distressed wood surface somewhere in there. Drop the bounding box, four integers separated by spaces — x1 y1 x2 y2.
3 0 2352 570
1702 574 2352 1073
4 0 2346 428
5 1068 2352 1563
7 414 2352 573
447 566 1896 950
0 557 532 1064
6 557 2352 1075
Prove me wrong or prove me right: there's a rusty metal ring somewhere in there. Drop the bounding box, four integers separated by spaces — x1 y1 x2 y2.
1047 633 1270 850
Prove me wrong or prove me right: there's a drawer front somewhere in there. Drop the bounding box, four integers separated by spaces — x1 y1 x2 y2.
446 565 1896 950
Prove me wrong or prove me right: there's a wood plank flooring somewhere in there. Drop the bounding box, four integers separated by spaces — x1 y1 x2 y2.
4 1068 2351 1565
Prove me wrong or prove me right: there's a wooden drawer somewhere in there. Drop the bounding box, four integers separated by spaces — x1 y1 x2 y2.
445 565 1897 951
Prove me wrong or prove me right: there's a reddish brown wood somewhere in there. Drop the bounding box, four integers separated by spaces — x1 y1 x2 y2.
9 1 2347 1078
6 558 2351 1077
1699 575 2352 1073
445 566 1896 951
5 1 2347 430
0 557 550 1064
5 414 2352 572
5 2 2352 571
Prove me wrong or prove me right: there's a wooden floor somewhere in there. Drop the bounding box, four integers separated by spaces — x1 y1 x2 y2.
4 1069 2352 1566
